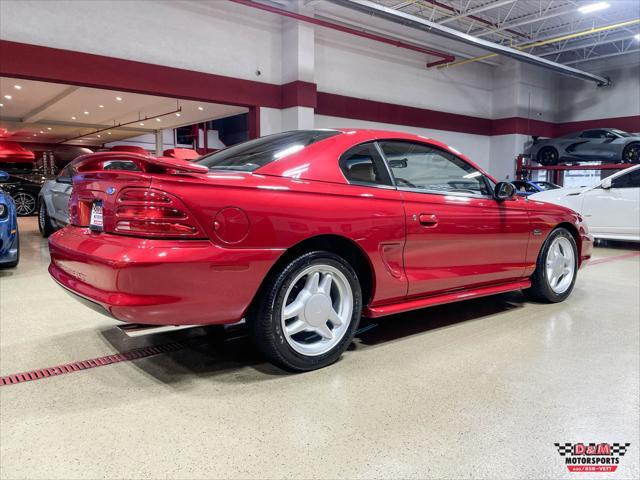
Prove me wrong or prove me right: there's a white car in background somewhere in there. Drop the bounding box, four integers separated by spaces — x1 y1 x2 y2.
530 165 640 242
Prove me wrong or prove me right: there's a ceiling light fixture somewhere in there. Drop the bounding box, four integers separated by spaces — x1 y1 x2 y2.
13 85 22 90
97 134 101 138
175 113 181 117
578 2 610 13
156 118 161 122
116 96 123 101
635 33 640 41
139 122 145 126
99 104 104 108
0 103 3 107
198 106 204 111
84 111 89 115
3 95 11 100
40 130 44 134
71 116 77 120
47 127 52 130
107 132 112 135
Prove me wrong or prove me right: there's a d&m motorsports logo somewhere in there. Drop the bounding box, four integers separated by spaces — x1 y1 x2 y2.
554 442 631 473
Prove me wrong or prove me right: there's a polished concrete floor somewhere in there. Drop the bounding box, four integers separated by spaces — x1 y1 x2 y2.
1 217 638 479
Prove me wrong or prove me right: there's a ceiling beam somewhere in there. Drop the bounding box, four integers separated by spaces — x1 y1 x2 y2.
563 47 640 65
21 86 79 123
438 0 516 25
539 33 640 57
0 117 149 133
472 6 577 38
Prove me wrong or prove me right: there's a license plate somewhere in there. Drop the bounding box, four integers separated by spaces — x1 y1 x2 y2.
90 201 104 231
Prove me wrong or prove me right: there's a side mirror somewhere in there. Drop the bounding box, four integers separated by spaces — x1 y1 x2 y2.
0 170 9 182
495 181 517 201
601 177 612 189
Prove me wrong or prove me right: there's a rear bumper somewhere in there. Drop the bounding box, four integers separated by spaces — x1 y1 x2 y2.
48 226 284 325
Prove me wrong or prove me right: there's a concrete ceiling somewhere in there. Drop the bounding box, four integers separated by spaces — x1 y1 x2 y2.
0 77 248 146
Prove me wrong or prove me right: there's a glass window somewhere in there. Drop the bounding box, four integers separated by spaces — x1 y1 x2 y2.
535 181 558 191
339 143 392 186
611 169 640 189
197 130 341 172
57 163 76 181
378 141 492 196
579 130 606 139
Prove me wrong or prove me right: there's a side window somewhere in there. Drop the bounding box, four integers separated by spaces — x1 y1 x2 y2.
611 170 640 189
339 143 392 186
580 130 605 139
378 141 492 196
57 164 75 182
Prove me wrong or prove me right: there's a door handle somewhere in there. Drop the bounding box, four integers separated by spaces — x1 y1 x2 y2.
418 213 438 227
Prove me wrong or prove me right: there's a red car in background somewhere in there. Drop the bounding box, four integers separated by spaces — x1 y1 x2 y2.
48 129 593 371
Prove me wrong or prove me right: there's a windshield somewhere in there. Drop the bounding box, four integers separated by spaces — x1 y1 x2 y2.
197 130 341 172
610 129 631 137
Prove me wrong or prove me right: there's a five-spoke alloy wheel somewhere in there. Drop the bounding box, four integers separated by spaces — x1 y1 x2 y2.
525 228 578 302
250 251 362 371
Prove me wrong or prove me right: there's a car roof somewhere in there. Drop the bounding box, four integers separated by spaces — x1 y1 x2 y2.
256 128 494 184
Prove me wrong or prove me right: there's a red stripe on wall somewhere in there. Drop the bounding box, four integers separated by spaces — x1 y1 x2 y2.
316 92 493 135
0 40 282 108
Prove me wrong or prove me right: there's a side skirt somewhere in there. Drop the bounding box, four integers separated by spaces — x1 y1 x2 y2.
364 280 531 318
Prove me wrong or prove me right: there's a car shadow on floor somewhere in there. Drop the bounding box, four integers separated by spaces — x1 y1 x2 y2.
99 291 527 385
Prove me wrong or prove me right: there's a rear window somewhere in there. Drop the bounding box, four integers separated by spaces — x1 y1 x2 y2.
196 130 341 172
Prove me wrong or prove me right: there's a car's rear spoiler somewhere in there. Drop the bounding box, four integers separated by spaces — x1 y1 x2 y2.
73 151 208 174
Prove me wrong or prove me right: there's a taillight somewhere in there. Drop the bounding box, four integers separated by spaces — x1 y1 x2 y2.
114 188 204 238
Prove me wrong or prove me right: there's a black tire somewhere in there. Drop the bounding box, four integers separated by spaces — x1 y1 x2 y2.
38 201 56 237
249 251 362 372
524 228 577 303
0 229 19 269
12 191 37 216
622 142 640 164
537 146 559 166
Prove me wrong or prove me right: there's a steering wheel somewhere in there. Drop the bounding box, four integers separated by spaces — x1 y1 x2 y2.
395 178 417 188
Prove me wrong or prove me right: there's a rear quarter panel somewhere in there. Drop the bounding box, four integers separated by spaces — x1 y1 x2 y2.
150 173 409 305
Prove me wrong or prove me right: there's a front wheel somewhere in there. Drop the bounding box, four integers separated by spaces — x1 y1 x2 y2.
525 228 577 303
249 251 362 371
622 142 640 164
537 146 559 166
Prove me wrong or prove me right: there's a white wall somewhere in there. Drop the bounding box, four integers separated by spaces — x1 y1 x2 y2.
315 31 494 119
557 61 640 123
0 0 283 84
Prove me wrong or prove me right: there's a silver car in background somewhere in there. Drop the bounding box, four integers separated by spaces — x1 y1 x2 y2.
527 128 640 166
38 163 75 237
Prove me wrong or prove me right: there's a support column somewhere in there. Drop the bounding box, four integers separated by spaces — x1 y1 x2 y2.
155 129 163 156
279 4 316 132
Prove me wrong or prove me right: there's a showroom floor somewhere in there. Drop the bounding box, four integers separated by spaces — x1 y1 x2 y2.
1 217 638 479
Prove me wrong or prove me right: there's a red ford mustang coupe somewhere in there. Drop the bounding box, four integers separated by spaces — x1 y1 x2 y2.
48 129 593 371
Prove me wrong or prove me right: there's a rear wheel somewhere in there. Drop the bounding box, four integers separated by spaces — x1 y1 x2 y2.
38 202 56 237
13 192 37 216
525 228 577 303
622 142 640 164
249 251 362 371
537 146 559 166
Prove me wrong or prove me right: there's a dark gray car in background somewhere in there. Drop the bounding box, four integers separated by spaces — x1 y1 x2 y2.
38 163 74 237
527 128 640 165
